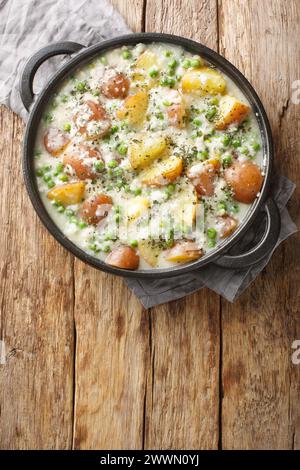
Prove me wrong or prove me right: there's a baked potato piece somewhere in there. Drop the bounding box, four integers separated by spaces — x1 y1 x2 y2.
224 160 263 203
166 241 203 263
169 184 198 228
215 95 251 130
73 100 111 140
138 240 161 267
44 127 70 157
116 91 149 126
47 182 85 206
135 50 158 71
100 70 129 99
126 196 150 221
187 160 220 197
128 133 167 170
139 155 183 187
181 67 227 95
105 245 139 270
63 145 103 180
218 215 238 238
80 193 113 225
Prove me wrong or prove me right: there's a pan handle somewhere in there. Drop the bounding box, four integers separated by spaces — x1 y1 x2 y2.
19 41 84 111
214 198 281 269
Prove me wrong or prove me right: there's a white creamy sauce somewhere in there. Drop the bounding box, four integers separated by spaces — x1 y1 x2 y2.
34 42 264 270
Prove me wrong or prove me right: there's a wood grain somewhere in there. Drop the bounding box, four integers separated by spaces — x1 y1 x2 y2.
144 0 221 450
219 0 300 449
0 112 74 448
72 0 149 450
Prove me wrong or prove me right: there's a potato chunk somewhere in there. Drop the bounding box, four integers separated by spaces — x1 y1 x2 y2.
166 241 203 263
47 182 85 206
80 193 112 225
135 50 158 71
181 67 227 95
128 133 167 170
126 196 150 221
44 128 70 157
224 160 263 203
100 70 129 99
105 246 139 270
116 91 149 126
215 95 251 130
139 155 183 186
138 240 161 267
218 215 238 238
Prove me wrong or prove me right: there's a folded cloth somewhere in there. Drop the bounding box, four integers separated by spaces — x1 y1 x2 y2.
0 0 297 308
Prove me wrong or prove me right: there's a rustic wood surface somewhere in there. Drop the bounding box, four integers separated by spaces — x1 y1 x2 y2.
0 0 299 450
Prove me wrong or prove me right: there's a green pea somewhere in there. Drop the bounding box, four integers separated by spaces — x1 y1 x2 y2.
182 59 191 69
222 155 232 167
252 142 261 151
36 168 44 177
57 205 65 213
59 174 69 182
222 135 231 147
43 113 53 124
134 188 142 196
102 242 111 253
111 125 119 134
240 146 249 155
232 139 241 148
209 97 219 106
75 81 87 92
100 56 108 65
78 221 87 229
191 58 201 68
193 118 202 126
205 107 217 121
122 49 132 59
94 161 105 172
108 160 118 168
130 240 138 248
207 228 217 239
64 123 71 132
168 59 178 69
115 214 120 223
164 50 172 57
162 100 172 106
149 67 159 78
61 94 68 103
117 143 128 155
43 174 52 183
218 201 227 212
124 185 131 193
65 209 74 217
47 180 55 189
198 149 209 160
56 163 64 173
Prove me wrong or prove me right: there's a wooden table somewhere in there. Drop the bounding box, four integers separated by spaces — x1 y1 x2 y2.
0 0 299 450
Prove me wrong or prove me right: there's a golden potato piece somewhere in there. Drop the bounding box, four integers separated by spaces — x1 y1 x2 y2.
138 240 161 267
215 95 251 130
116 91 148 126
126 196 150 221
135 50 158 71
166 241 203 263
140 155 183 186
181 67 226 95
47 182 85 206
169 184 198 228
128 133 167 170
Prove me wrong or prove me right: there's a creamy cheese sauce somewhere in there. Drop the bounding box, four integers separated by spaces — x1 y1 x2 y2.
34 42 264 270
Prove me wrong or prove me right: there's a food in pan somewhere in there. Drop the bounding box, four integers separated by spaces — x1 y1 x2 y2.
34 42 264 270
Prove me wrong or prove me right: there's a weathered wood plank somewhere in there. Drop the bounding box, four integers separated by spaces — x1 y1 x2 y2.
72 0 149 450
144 0 221 450
219 0 300 449
0 109 74 449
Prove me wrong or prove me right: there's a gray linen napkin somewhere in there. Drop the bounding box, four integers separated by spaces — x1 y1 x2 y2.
0 0 297 307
